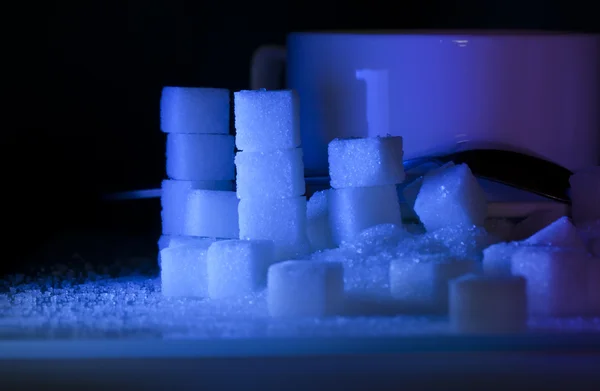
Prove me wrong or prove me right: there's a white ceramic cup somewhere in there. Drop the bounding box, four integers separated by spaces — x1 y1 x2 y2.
251 31 600 177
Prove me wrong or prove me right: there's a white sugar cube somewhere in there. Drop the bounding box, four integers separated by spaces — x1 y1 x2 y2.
161 180 234 235
267 260 344 317
403 162 456 209
157 235 216 268
160 243 212 297
234 89 300 152
524 216 586 250
306 190 335 251
414 164 487 232
206 239 275 299
511 246 590 317
184 190 239 239
449 274 527 334
482 242 520 276
328 136 405 189
588 260 600 316
160 87 230 134
235 148 305 199
512 209 567 241
570 166 600 226
166 134 235 181
329 185 402 246
389 255 479 314
238 196 310 259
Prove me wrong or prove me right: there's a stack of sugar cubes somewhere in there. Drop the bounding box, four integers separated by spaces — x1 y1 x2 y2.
192 88 313 301
158 87 240 297
233 89 310 261
327 137 406 246
229 89 360 317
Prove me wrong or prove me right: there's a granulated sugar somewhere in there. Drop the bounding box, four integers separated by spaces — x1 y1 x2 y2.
0 274 449 339
2 274 600 340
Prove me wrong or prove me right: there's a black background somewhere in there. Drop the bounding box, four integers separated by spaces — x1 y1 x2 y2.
3 0 598 273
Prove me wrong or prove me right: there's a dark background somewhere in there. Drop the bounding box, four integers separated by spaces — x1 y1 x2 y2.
2 1 598 274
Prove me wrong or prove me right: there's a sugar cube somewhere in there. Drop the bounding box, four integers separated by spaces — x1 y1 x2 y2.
482 242 520 276
160 243 212 297
328 136 405 189
166 134 235 181
206 239 275 299
267 260 344 317
570 166 600 226
238 196 310 259
235 148 305 199
157 235 216 269
185 190 239 238
512 209 567 241
306 190 335 251
449 274 527 334
161 179 234 235
389 255 479 314
588 260 600 316
234 89 300 152
511 246 590 317
523 216 586 250
160 86 230 134
403 162 455 209
329 185 402 246
414 164 487 232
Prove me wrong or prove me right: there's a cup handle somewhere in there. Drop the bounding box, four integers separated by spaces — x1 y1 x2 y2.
250 45 287 90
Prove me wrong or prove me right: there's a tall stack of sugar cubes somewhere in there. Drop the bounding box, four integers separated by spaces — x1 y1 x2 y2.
158 87 240 297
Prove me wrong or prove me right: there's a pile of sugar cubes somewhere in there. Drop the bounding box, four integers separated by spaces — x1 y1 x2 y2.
157 85 600 334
